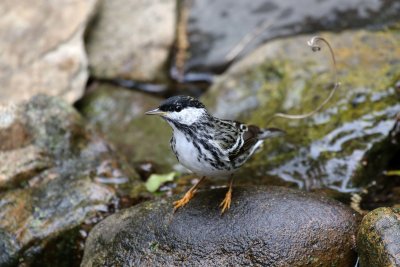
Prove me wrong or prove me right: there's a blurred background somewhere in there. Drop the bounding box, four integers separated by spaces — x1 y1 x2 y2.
1 0 400 266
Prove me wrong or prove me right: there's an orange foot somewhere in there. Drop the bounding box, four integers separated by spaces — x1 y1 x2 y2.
219 187 232 214
173 189 197 212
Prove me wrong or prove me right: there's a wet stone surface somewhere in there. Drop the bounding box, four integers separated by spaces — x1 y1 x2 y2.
0 95 144 266
82 186 359 267
357 207 400 267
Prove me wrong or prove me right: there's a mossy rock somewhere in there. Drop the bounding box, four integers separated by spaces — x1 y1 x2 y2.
357 207 400 267
202 29 400 191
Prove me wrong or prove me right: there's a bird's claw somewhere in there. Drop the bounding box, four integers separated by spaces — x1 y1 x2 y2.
173 189 196 212
219 189 232 214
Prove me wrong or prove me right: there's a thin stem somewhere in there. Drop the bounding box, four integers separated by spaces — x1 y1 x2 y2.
266 36 340 125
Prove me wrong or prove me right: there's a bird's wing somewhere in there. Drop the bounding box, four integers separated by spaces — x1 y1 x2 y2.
228 124 261 162
212 120 240 150
212 120 261 162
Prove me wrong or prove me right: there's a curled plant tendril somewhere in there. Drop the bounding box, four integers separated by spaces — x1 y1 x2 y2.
266 36 340 125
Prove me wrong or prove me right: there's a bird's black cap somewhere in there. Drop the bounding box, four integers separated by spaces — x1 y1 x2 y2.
159 95 205 112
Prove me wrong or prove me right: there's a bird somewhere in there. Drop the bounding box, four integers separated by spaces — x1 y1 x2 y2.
146 95 285 213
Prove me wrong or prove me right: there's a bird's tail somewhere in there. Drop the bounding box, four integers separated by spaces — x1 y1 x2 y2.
259 127 286 139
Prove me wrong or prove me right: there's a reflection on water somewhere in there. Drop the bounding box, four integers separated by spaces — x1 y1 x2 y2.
269 104 400 192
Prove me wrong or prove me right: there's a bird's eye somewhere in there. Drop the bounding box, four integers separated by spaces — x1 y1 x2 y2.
175 106 182 112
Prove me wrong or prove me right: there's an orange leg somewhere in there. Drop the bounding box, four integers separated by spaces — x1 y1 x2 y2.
220 176 233 214
173 176 206 212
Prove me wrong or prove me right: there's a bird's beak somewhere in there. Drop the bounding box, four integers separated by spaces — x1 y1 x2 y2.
145 108 167 116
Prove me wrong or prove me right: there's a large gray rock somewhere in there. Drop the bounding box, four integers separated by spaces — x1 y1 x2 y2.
82 186 359 267
86 0 176 82
184 0 400 72
0 95 144 266
0 0 97 105
357 207 400 267
202 29 400 191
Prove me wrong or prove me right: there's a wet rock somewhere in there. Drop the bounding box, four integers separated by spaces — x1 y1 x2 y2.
82 186 359 267
353 115 400 209
202 29 400 191
78 83 176 171
357 207 400 267
185 0 400 72
86 0 176 82
0 95 144 265
0 0 97 105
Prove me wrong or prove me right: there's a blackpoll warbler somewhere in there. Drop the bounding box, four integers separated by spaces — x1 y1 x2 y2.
146 36 338 213
146 96 284 213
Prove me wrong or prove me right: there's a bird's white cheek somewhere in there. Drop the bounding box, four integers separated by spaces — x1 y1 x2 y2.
180 108 206 125
166 112 182 122
165 108 206 125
